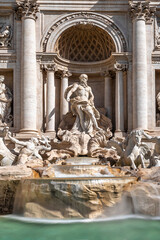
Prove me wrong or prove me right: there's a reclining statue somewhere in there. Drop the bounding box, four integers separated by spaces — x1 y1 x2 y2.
7 132 51 165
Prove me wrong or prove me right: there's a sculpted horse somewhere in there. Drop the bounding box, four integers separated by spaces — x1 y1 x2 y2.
108 130 150 170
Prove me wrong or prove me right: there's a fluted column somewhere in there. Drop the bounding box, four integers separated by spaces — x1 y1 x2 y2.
60 70 72 120
114 63 125 134
44 64 57 132
103 71 113 119
130 1 156 129
16 0 39 133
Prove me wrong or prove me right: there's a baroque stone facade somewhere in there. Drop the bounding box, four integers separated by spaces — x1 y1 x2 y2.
0 0 160 137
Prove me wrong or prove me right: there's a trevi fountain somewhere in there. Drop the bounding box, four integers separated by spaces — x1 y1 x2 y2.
0 0 160 240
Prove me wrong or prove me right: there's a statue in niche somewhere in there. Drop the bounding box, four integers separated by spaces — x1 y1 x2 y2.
156 92 160 126
155 19 160 49
0 25 12 47
64 74 101 135
51 74 112 158
0 75 12 126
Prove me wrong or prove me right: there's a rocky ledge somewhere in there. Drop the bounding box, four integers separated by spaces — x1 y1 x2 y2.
0 165 160 219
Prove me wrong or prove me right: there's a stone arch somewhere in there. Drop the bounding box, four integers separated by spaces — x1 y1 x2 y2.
41 12 128 54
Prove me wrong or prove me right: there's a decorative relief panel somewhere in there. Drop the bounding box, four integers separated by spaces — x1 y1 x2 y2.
0 25 12 47
0 14 13 48
155 17 160 50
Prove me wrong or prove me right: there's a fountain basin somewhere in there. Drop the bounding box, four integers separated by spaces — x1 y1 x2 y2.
13 177 136 219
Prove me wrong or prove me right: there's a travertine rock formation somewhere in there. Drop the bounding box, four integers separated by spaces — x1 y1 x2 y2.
13 178 136 219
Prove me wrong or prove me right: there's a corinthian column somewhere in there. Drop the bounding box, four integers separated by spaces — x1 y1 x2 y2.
103 70 113 119
60 70 72 120
16 0 39 133
114 63 126 135
129 1 156 130
43 64 57 132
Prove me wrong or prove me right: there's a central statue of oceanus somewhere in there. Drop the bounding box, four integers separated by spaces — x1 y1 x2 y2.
49 73 113 158
64 74 101 134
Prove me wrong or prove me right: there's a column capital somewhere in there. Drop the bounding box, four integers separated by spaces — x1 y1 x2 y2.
129 1 156 22
103 70 115 79
61 70 72 79
15 0 39 21
41 63 58 72
114 62 128 71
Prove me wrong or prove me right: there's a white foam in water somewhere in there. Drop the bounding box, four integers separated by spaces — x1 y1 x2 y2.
53 171 114 178
3 214 160 225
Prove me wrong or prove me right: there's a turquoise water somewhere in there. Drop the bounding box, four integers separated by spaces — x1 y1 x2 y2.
0 216 160 240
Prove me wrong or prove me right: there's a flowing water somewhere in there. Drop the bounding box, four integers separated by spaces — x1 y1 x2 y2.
1 215 160 240
12 177 135 219
3 157 160 239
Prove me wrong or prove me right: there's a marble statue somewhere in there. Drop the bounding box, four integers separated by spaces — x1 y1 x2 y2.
7 132 51 165
49 74 113 159
0 25 12 47
0 127 16 166
64 74 101 135
0 75 12 126
156 92 160 126
156 92 160 111
143 132 160 167
108 130 150 170
88 128 116 157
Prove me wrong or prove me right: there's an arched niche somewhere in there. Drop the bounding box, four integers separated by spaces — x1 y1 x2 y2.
41 12 128 54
